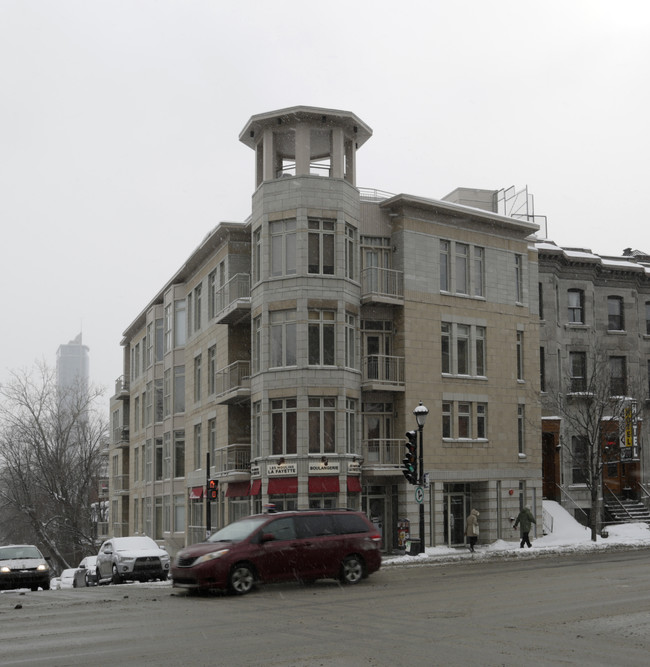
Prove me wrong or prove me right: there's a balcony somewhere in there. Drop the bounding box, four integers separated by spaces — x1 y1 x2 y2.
112 474 130 495
361 439 404 475
212 443 251 481
361 267 404 305
112 427 129 448
213 273 251 325
114 375 129 400
361 355 405 392
215 360 251 404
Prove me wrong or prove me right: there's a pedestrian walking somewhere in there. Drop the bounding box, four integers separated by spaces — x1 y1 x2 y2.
465 508 479 552
513 506 536 548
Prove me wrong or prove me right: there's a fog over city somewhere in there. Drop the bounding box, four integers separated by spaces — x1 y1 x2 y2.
1 0 648 404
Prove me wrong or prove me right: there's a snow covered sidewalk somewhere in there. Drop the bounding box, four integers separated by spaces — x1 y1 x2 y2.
383 500 650 567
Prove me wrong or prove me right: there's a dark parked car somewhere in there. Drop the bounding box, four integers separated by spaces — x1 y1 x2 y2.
74 555 98 587
0 544 51 591
171 509 382 595
96 537 170 584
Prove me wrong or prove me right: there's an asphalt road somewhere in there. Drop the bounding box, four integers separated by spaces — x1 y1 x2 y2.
2 548 650 666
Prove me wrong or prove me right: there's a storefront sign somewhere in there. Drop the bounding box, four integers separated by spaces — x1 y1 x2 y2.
267 462 297 476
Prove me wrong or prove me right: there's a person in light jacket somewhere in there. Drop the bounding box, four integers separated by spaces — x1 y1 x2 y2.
465 508 480 552
514 506 536 548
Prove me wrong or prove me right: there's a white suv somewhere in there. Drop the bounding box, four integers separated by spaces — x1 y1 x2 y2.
96 537 170 584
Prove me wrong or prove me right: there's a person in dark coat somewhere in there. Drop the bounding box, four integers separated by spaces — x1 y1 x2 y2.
513 506 536 548
465 508 480 552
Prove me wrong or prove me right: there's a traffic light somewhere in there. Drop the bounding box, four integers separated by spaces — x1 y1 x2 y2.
402 431 418 485
208 479 218 500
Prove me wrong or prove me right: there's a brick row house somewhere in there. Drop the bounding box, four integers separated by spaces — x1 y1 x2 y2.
109 106 542 556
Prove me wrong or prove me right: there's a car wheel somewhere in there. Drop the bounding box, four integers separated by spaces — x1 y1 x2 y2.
85 572 90 587
111 565 122 585
340 555 364 585
228 563 255 595
160 572 168 581
42 580 50 591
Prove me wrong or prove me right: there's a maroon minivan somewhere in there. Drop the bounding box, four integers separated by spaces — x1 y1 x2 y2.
171 509 382 595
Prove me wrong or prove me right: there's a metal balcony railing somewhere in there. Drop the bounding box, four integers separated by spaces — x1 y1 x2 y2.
215 361 251 401
214 273 251 321
361 267 404 301
362 354 405 388
112 427 129 446
112 474 130 494
212 444 251 475
114 375 129 396
361 439 404 467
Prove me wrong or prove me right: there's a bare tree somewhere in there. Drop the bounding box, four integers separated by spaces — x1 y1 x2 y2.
550 349 644 542
0 363 107 571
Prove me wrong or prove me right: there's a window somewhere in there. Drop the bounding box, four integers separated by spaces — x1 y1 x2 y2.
194 355 202 402
173 495 185 532
458 403 471 438
610 356 627 396
308 218 335 275
193 424 202 470
441 322 487 377
474 247 485 297
252 402 261 459
442 402 452 438
476 404 487 439
253 228 261 283
174 299 187 347
252 316 261 374
517 405 525 455
208 346 216 395
308 310 335 365
569 351 587 392
155 379 163 422
134 396 140 432
145 382 152 426
571 435 588 484
345 224 356 280
155 318 164 361
146 322 153 368
133 447 139 482
164 304 172 353
173 366 185 413
455 243 469 294
346 399 356 454
540 348 546 393
515 255 523 303
174 430 185 478
568 289 584 323
193 284 202 332
440 240 450 291
308 397 336 454
516 331 524 381
163 369 171 418
270 219 296 277
345 313 356 368
155 437 163 481
144 439 152 481
163 432 171 479
271 398 297 455
271 310 297 367
607 296 624 331
208 270 216 319
645 302 650 335
538 283 544 320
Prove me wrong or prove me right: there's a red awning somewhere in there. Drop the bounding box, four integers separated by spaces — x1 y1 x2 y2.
308 476 340 494
225 481 251 497
268 477 298 495
189 486 204 500
250 479 262 496
347 476 362 493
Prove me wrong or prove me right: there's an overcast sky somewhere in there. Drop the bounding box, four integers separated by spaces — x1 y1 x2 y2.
1 0 649 404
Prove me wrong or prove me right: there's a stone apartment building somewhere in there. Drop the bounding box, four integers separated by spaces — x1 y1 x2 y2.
537 242 650 524
109 106 542 556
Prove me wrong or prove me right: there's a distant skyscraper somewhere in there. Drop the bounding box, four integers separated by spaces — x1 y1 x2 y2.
56 333 90 395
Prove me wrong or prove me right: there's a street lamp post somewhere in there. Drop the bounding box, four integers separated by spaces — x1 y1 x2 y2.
413 401 429 554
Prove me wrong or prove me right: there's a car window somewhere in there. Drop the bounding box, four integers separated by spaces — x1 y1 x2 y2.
0 546 42 560
102 542 112 553
208 516 269 543
264 517 296 541
294 514 336 538
332 514 371 535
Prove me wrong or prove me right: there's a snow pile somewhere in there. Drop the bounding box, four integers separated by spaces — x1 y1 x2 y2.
384 499 650 566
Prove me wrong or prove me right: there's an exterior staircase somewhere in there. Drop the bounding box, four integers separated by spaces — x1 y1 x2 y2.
604 497 650 525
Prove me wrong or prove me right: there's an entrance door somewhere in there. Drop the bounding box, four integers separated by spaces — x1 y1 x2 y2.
367 496 387 551
444 493 467 546
363 325 393 383
542 432 559 501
